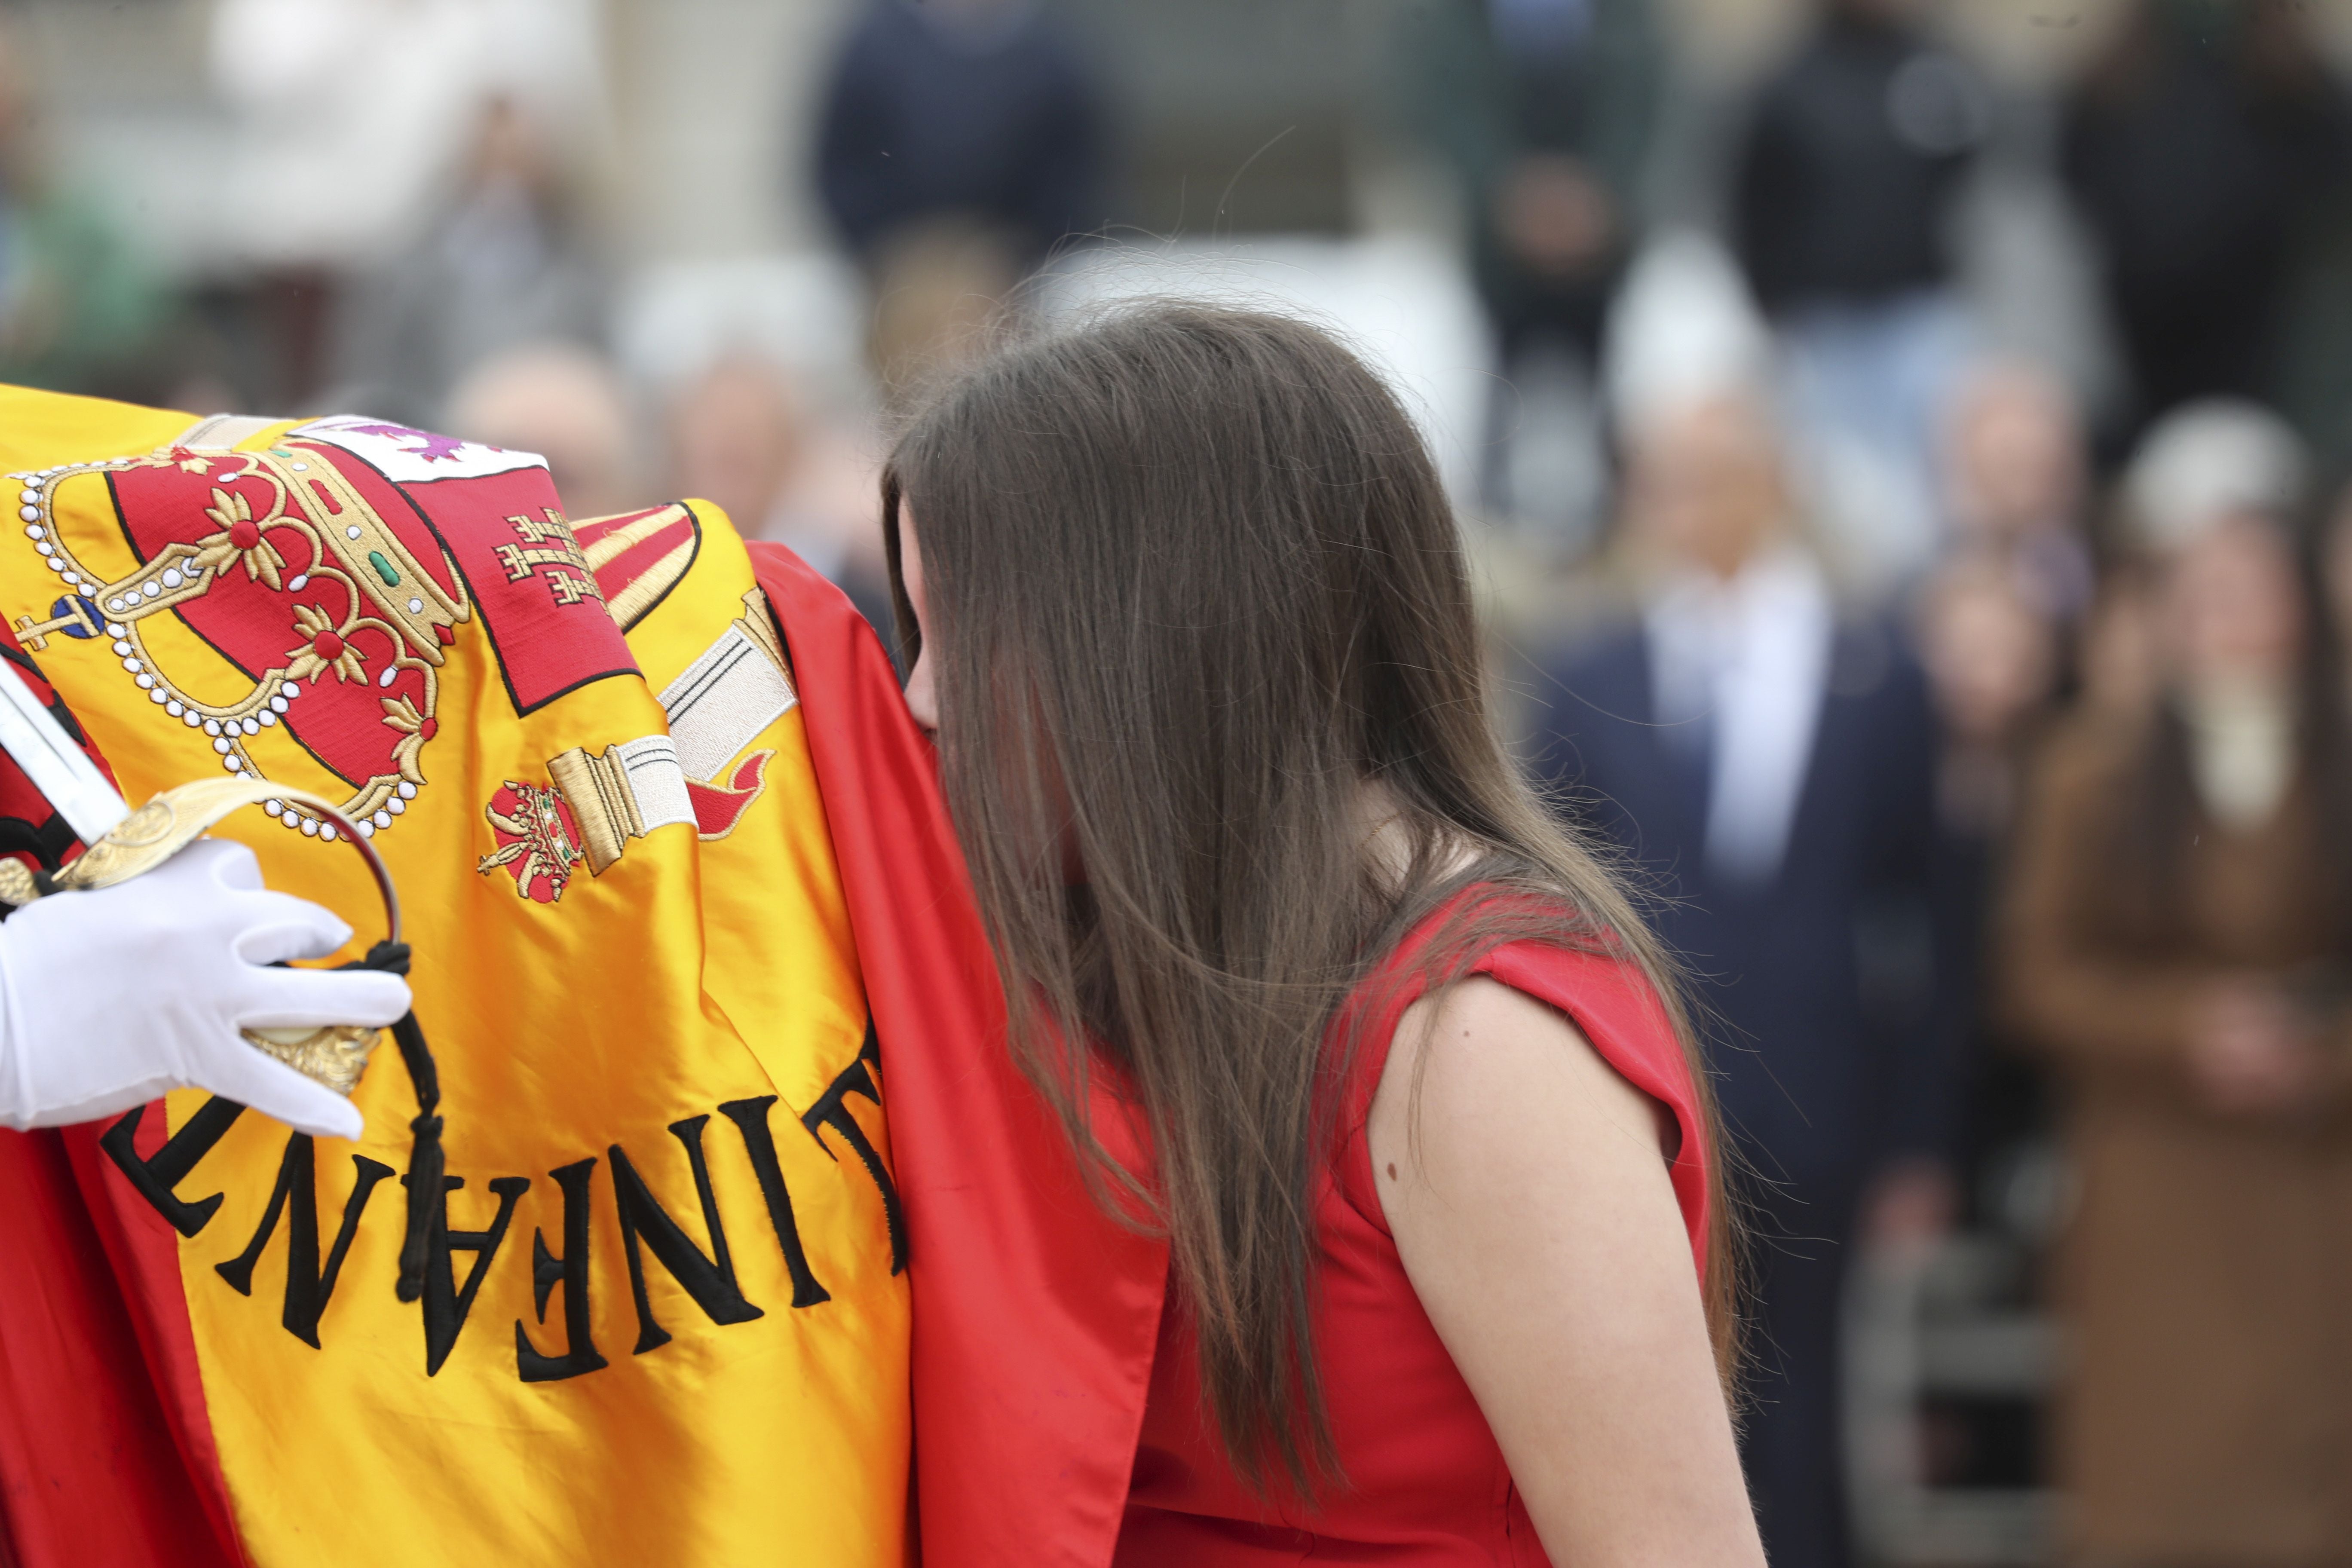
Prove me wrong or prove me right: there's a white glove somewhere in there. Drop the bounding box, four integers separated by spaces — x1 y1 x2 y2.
0 839 411 1140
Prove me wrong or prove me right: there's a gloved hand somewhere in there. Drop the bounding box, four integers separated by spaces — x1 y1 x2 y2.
0 838 410 1140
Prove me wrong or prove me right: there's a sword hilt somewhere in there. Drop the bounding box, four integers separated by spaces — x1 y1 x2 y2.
0 777 403 1095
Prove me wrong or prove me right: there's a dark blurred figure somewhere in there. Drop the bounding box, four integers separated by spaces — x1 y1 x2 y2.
1915 555 2062 1219
1392 0 1675 557
1395 0 1662 550
1734 0 1982 322
814 0 1105 403
333 95 606 429
1732 0 1989 591
0 19 167 398
1534 388 1948 1568
1399 0 1663 369
2062 0 2352 433
2003 401 2352 1567
1924 363 2083 1271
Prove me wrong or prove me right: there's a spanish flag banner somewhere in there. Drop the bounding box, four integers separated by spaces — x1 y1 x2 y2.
0 388 909 1565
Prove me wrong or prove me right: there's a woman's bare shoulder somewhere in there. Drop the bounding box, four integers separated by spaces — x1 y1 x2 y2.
1376 975 1675 1183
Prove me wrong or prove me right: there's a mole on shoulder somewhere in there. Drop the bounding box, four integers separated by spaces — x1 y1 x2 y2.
1385 1163 1398 1180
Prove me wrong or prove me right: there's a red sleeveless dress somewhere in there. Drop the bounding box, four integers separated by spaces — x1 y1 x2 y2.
1114 906 1713 1566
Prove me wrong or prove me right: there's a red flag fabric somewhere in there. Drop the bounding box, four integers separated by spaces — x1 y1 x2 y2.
0 652 244 1567
749 543 1166 1568
0 1125 242 1567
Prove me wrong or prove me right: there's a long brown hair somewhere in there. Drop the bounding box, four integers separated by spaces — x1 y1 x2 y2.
882 303 1732 1493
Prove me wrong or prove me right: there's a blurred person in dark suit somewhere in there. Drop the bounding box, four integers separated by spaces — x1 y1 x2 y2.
1732 0 1989 592
1532 384 1948 1568
813 0 1106 404
2002 400 2352 1567
2062 0 2352 435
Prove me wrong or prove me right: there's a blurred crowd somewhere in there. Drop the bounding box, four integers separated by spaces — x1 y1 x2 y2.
11 0 2352 1563
1479 3 2352 1566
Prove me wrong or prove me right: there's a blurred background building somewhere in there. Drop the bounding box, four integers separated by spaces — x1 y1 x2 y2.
15 0 2352 1562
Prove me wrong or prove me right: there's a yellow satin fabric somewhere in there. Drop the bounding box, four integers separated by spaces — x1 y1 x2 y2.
0 388 909 1564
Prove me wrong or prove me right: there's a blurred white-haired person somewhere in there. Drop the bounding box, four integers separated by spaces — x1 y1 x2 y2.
1534 341 1952 1568
2000 399 2352 1568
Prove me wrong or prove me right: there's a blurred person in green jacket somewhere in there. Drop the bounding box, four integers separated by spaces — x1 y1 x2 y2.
1393 0 1666 551
1396 0 1663 366
0 20 166 397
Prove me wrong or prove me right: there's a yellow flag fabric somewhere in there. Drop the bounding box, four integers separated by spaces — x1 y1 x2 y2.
0 389 910 1564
